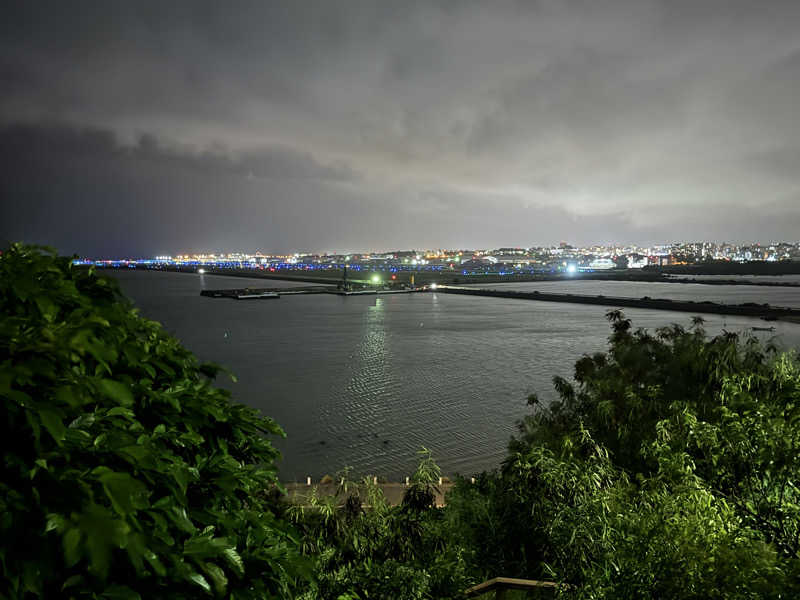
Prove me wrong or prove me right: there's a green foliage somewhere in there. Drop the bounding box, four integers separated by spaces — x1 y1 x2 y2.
0 244 306 599
289 459 471 599
403 447 442 512
445 310 800 598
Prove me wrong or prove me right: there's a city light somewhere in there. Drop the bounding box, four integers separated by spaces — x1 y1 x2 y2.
371 274 381 284
74 241 799 275
430 283 438 290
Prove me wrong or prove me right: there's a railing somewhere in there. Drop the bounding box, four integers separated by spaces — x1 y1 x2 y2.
464 577 561 599
283 476 463 507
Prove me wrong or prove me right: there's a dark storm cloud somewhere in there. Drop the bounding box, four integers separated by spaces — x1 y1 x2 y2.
2 0 800 255
1 122 355 196
0 122 357 255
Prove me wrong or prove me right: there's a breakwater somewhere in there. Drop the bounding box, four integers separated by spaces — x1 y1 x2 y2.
200 286 426 299
437 286 800 321
200 286 331 298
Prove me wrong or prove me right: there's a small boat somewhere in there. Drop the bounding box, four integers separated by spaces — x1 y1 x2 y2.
235 292 279 300
751 326 775 332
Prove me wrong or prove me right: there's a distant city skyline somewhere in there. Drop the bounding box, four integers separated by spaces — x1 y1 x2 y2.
3 2 800 256
81 239 800 263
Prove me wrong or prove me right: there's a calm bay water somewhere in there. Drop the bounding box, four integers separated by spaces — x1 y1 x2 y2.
464 279 800 308
109 270 800 480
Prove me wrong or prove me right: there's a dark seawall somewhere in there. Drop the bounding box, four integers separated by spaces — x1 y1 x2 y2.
437 286 800 321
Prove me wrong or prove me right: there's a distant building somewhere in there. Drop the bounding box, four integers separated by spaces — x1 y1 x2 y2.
460 258 494 270
587 258 615 270
625 255 648 269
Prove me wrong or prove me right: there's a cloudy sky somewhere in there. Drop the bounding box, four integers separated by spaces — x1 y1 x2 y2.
2 1 799 256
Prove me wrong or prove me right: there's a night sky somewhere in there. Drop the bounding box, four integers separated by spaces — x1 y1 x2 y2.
2 1 799 257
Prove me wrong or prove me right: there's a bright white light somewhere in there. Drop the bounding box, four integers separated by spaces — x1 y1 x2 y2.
566 264 577 274
198 268 206 274
371 274 381 284
430 283 438 290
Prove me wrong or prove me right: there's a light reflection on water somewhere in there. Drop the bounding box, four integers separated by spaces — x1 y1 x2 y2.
318 297 396 473
109 270 800 480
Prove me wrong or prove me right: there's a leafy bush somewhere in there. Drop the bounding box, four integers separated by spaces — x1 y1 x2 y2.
0 245 305 599
446 311 800 598
289 451 472 599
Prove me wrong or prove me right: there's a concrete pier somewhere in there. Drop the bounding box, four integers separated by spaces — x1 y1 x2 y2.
200 286 426 298
200 286 330 298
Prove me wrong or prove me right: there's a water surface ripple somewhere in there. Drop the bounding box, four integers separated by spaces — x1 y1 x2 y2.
110 270 800 480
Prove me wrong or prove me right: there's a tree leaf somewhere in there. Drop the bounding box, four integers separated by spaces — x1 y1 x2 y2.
97 471 149 516
188 572 213 595
143 548 166 577
39 409 66 444
98 379 134 407
61 574 84 590
62 527 82 567
35 296 58 321
221 547 245 578
202 561 228 596
107 406 135 418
